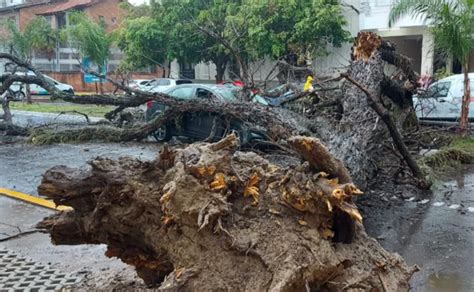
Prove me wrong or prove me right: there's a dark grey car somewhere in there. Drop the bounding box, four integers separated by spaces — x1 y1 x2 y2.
145 84 266 145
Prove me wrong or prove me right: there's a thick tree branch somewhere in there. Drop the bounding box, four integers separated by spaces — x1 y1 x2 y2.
341 73 430 189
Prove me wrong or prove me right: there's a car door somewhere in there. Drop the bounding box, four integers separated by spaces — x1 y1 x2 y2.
419 81 452 119
185 87 222 140
440 80 464 121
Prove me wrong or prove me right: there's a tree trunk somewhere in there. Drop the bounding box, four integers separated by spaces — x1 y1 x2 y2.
38 134 417 290
214 58 227 83
459 62 470 133
1 94 12 124
25 83 32 104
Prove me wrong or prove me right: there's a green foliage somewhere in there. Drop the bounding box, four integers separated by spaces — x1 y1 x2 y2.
4 16 59 60
238 0 350 60
434 67 453 80
117 16 167 68
118 0 350 78
66 11 112 68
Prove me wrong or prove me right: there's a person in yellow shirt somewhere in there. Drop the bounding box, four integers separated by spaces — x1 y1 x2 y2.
303 74 314 92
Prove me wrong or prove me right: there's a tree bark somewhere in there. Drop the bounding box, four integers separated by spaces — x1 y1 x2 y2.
25 83 32 104
460 61 471 133
1 93 12 124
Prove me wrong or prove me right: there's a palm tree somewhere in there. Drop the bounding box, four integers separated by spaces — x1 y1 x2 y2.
389 0 474 132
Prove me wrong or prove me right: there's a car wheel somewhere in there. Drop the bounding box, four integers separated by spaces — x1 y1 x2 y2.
153 125 171 142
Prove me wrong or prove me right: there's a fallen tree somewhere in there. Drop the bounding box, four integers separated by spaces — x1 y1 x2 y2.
38 134 417 290
1 32 429 190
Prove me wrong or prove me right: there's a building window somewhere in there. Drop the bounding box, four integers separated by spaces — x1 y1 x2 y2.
56 13 66 29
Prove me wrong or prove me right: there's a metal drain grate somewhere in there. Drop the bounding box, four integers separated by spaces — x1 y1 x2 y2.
0 247 83 291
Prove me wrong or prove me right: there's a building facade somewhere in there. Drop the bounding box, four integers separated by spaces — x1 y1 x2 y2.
359 0 434 75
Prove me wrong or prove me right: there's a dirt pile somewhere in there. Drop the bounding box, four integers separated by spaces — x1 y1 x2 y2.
38 134 416 291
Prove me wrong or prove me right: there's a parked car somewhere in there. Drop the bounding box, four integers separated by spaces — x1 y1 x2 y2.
142 78 193 93
10 72 74 95
413 74 474 124
129 79 151 90
145 84 267 145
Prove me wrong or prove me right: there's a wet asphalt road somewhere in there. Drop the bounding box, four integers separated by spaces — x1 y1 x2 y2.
362 166 474 292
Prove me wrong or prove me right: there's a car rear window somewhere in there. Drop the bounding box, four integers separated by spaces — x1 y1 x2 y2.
176 80 193 85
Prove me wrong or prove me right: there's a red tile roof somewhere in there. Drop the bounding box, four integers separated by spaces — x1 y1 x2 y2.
39 0 95 15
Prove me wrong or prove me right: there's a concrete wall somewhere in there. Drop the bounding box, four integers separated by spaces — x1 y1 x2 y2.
359 0 425 30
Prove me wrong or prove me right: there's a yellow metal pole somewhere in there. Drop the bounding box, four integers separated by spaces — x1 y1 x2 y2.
0 188 72 211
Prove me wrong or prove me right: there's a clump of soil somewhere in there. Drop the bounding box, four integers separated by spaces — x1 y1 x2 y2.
38 134 416 291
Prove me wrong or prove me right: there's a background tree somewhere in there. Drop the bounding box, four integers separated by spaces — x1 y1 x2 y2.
66 11 112 93
389 0 474 132
118 0 350 88
3 17 59 103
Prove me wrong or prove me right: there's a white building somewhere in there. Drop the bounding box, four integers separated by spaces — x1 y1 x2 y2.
360 0 434 75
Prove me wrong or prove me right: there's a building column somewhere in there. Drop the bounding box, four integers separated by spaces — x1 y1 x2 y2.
421 30 434 75
170 60 180 79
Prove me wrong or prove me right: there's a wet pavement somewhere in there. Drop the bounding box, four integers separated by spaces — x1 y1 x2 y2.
0 141 473 290
363 166 474 292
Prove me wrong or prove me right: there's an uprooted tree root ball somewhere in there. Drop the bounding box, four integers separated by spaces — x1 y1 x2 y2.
38 134 417 291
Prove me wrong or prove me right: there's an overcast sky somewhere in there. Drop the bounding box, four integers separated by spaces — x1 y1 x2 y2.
128 0 148 4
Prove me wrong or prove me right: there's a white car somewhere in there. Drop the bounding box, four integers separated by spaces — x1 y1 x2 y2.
10 72 74 96
129 79 151 90
414 74 474 123
142 78 192 93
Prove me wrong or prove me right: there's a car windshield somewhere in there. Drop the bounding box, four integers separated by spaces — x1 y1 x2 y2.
211 86 237 101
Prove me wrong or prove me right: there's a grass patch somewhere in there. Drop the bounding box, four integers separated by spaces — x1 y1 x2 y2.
419 136 474 172
10 102 115 118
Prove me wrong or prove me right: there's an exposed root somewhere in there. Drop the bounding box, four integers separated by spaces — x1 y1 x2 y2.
38 134 416 290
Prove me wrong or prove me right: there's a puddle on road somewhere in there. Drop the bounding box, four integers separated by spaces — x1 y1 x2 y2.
399 166 474 292
427 272 468 292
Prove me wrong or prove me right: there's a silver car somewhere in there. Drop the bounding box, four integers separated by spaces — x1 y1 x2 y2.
414 74 474 125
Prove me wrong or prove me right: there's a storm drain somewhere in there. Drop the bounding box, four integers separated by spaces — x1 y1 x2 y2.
0 247 83 291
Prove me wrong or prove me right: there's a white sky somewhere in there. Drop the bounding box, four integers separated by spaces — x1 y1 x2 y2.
128 0 148 5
